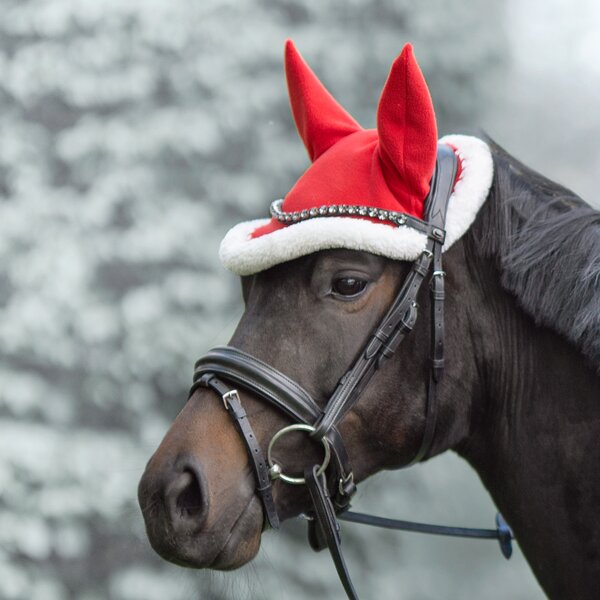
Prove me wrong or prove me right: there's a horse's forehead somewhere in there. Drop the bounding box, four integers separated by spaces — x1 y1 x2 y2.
257 249 392 281
310 249 390 270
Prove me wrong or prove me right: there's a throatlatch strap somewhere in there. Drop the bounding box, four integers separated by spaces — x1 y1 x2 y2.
407 144 456 465
425 143 453 385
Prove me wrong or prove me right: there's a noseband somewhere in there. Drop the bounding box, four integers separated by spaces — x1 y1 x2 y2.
189 145 513 599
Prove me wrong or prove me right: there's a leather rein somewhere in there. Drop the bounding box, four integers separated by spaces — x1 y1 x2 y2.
189 145 513 599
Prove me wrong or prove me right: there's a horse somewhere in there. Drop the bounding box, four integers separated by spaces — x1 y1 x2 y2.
137 40 600 599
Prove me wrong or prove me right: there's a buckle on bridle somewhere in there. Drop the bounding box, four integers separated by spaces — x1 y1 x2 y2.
267 424 331 485
222 389 241 409
430 227 446 243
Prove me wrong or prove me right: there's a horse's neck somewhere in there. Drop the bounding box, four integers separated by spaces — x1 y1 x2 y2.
459 252 600 599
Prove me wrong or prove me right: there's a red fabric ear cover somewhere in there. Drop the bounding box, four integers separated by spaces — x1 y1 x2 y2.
285 39 362 161
377 44 438 212
251 42 439 239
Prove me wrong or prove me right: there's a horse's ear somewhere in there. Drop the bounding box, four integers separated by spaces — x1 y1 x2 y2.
285 39 362 162
377 44 438 202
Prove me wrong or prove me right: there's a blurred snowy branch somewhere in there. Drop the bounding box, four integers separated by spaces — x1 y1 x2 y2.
0 1 505 598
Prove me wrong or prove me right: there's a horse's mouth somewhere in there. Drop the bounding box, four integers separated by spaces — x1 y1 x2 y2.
147 493 264 571
209 494 263 570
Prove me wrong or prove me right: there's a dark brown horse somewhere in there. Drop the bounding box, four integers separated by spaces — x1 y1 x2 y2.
138 43 600 599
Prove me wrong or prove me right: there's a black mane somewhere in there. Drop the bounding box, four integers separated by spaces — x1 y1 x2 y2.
469 139 600 371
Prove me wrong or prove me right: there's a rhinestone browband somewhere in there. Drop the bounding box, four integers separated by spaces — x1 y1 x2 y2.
269 199 443 239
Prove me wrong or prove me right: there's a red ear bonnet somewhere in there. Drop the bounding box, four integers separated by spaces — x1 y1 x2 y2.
376 45 438 215
285 40 362 162
251 41 438 239
220 40 494 276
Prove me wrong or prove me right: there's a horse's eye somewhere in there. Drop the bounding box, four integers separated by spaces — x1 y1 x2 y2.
332 277 367 297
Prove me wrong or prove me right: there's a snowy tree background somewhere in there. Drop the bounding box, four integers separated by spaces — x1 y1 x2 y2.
1 1 599 599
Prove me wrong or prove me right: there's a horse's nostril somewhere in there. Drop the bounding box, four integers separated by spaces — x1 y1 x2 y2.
165 464 209 532
176 471 203 518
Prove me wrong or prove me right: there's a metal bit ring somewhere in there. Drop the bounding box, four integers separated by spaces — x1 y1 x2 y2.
267 424 331 485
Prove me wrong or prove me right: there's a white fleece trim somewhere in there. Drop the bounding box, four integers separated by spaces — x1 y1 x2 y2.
219 135 493 276
439 135 494 252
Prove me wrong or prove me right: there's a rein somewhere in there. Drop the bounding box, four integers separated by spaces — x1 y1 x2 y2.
189 144 513 599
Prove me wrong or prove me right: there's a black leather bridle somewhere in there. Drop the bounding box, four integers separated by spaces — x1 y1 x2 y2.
188 144 513 599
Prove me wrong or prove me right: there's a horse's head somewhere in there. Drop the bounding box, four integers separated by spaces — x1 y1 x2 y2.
138 41 492 571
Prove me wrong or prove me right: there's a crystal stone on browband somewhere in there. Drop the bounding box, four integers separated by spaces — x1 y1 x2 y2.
268 198 441 239
270 198 409 226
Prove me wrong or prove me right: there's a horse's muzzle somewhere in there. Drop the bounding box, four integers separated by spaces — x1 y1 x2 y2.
138 455 211 564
